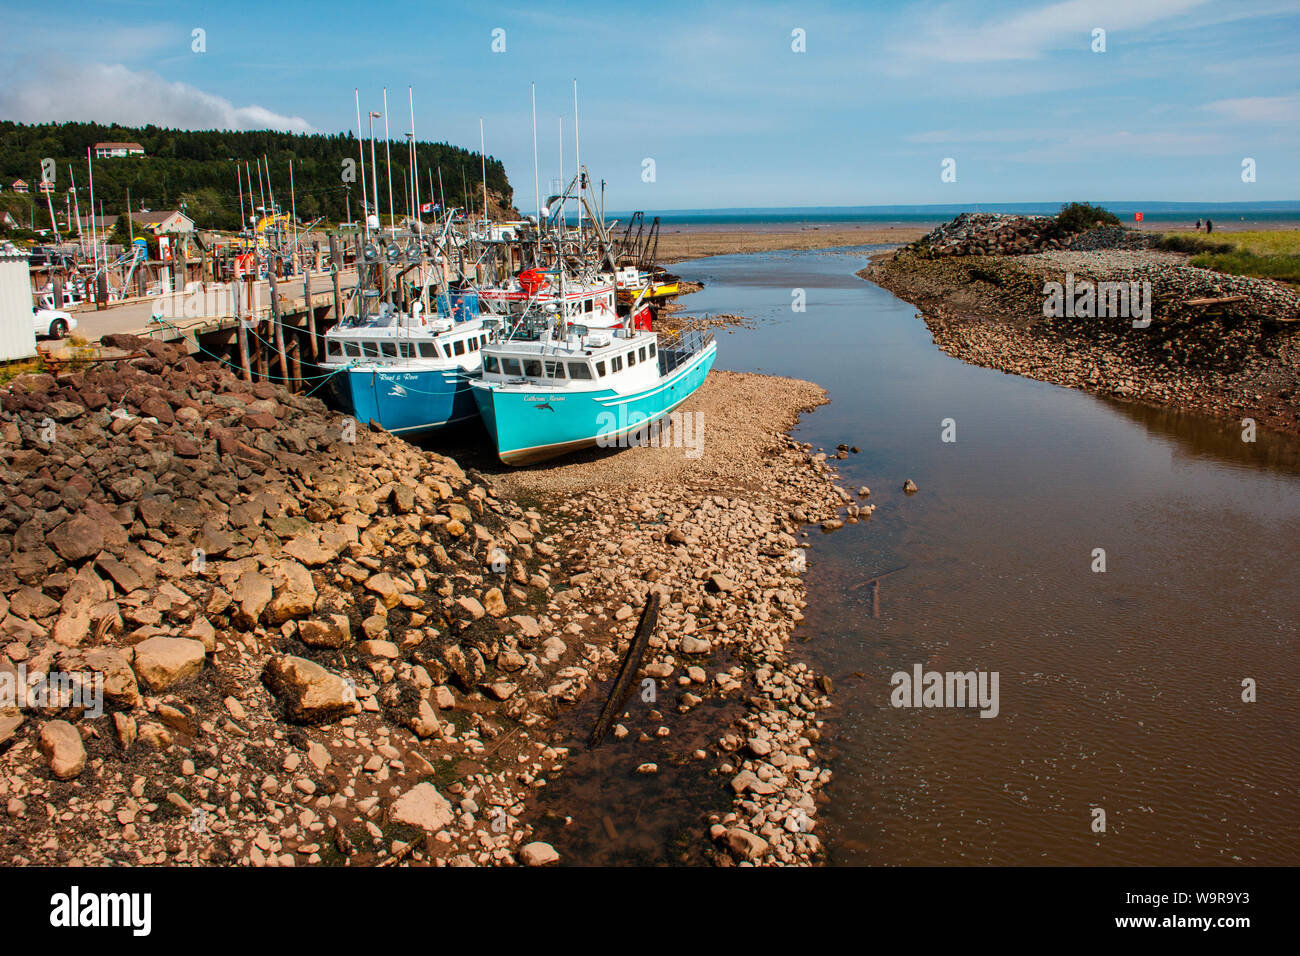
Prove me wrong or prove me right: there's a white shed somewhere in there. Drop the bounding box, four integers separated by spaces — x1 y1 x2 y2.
0 249 37 362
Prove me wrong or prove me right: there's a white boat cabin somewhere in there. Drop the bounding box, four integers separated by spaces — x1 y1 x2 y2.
480 327 660 391
323 301 493 369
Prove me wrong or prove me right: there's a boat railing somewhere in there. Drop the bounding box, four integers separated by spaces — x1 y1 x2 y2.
657 321 715 375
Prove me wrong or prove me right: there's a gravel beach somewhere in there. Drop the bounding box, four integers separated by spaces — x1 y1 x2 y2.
865 218 1300 436
0 333 853 867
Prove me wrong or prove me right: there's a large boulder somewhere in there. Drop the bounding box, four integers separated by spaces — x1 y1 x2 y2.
38 720 86 780
45 514 105 564
266 560 317 625
84 648 142 708
262 655 355 724
130 636 206 692
230 567 273 629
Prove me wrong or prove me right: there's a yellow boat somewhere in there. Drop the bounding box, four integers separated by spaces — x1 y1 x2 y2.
617 280 679 302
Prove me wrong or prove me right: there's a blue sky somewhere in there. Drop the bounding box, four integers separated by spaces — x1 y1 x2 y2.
1 0 1297 210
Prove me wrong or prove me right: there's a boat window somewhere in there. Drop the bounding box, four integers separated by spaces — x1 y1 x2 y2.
327 341 343 358
362 342 379 358
344 342 361 357
523 359 542 377
399 342 415 357
568 362 593 380
419 342 437 357
453 339 465 356
544 360 566 378
442 344 454 358
626 350 636 367
469 337 478 351
638 346 647 363
484 355 499 373
502 358 522 376
585 299 593 313
381 343 397 357
611 355 623 372
595 360 606 377
648 342 656 357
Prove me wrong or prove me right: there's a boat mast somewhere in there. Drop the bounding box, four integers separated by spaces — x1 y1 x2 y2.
383 88 395 237
574 79 582 261
355 90 369 242
531 82 541 263
85 148 98 277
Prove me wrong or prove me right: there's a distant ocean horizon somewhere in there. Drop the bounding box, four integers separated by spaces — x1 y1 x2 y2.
604 201 1300 228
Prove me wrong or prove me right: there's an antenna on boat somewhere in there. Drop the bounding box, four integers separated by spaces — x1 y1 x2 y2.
256 158 266 223
368 108 381 240
289 158 298 266
383 88 395 236
558 116 564 233
245 162 255 231
410 87 421 235
263 154 275 217
237 163 245 236
480 118 488 227
355 89 369 242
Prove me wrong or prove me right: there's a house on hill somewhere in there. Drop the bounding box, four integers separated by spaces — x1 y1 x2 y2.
79 210 195 235
11 180 28 194
94 142 146 159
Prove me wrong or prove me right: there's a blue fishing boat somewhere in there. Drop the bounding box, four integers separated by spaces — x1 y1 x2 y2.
469 319 716 465
321 289 495 435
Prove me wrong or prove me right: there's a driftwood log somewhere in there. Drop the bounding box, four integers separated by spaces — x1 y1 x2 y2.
588 591 661 749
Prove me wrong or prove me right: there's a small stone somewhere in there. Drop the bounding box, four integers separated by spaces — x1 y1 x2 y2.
519 841 560 866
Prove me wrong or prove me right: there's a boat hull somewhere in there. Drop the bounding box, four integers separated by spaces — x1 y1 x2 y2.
327 366 479 435
471 343 716 465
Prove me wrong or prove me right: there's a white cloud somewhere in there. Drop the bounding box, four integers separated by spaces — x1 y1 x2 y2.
1203 93 1300 124
900 0 1212 63
0 62 317 133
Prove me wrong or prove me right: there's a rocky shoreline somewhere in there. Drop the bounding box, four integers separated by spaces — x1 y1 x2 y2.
864 218 1300 436
0 331 854 866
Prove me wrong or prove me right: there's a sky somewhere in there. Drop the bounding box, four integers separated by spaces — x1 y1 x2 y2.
1 0 1297 211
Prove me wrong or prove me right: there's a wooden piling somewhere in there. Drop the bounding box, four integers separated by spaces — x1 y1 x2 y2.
329 234 343 322
303 267 318 361
268 266 290 389
287 334 302 389
234 278 252 381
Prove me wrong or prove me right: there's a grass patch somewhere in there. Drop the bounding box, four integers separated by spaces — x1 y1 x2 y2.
1156 229 1300 284
1152 233 1235 255
1190 251 1300 284
0 357 45 387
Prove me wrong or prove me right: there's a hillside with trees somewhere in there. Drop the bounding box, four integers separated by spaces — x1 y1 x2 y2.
0 121 513 234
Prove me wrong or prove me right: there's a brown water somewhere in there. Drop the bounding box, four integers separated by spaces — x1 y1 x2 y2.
672 248 1300 866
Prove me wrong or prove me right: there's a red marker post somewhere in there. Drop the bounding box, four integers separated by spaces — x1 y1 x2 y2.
1134 212 1144 222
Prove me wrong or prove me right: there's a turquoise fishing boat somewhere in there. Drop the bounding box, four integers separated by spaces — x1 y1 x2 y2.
469 321 716 465
321 289 494 435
